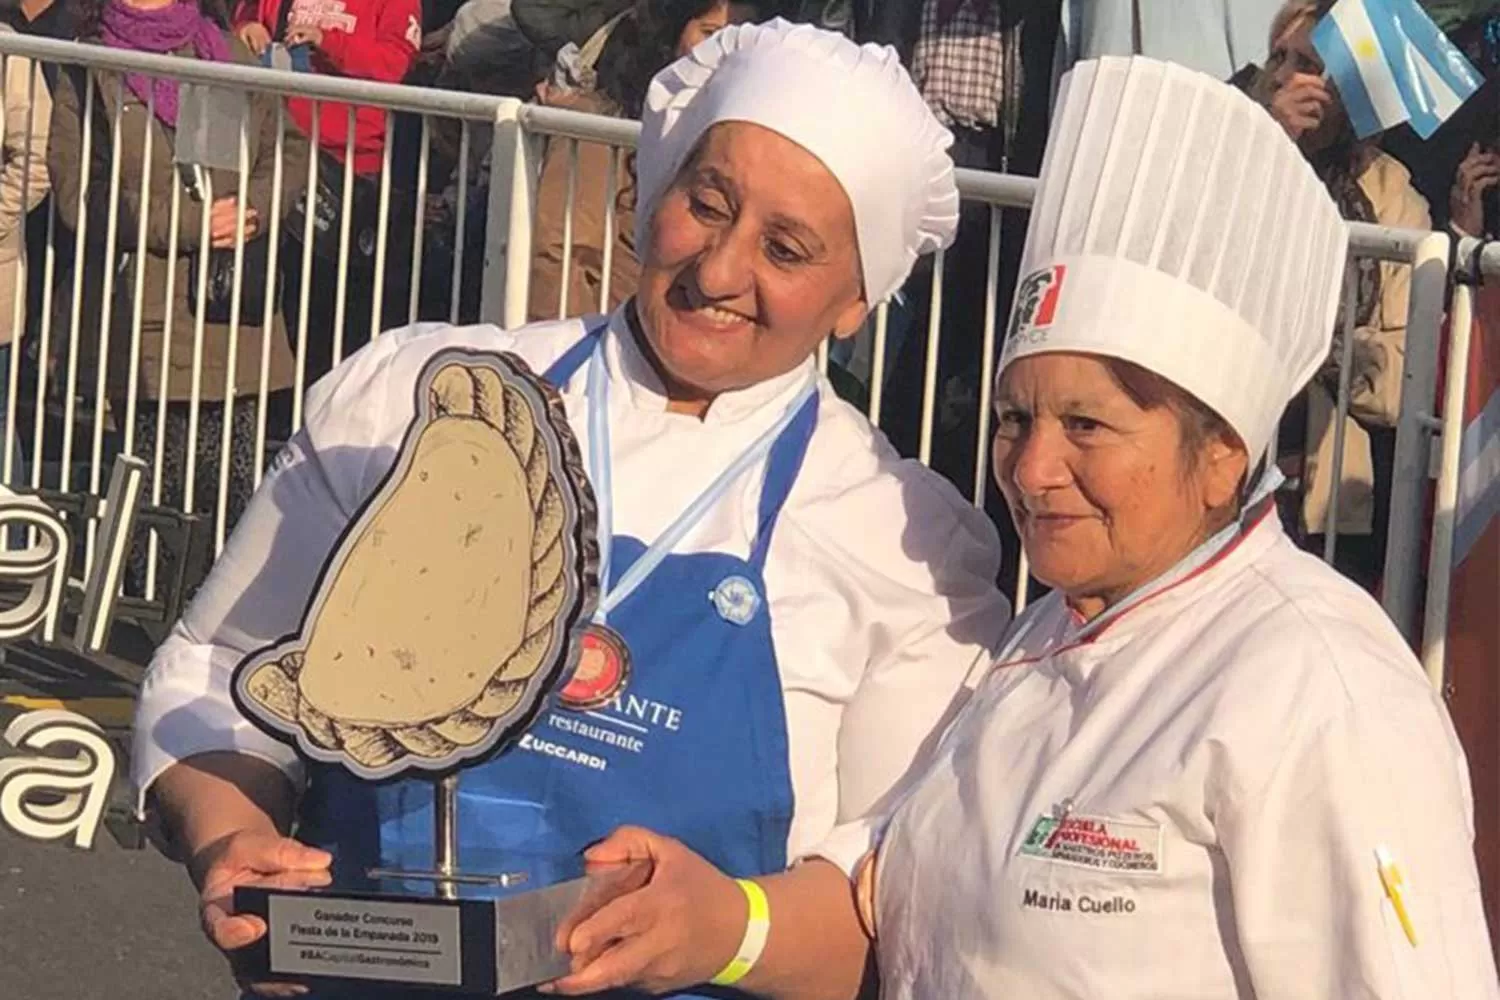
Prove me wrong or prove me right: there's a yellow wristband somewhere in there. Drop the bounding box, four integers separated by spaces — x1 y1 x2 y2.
709 878 770 987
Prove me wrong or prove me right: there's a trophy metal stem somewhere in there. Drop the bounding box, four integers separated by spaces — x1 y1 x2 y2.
435 772 459 900
364 772 530 891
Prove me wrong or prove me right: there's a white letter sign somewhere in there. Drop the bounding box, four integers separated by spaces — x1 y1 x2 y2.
0 709 116 849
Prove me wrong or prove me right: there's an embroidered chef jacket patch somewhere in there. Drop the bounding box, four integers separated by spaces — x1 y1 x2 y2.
1018 813 1164 875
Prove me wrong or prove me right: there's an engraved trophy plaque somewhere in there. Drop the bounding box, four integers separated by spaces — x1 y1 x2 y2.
231 349 608 994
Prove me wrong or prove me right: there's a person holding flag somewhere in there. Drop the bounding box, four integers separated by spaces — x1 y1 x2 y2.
1259 0 1433 591
1310 0 1483 142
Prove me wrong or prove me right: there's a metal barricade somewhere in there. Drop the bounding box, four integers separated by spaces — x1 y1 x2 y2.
0 33 1466 685
1425 235 1497 692
0 35 515 624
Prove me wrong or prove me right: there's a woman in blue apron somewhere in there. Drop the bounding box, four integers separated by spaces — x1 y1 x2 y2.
130 18 1010 999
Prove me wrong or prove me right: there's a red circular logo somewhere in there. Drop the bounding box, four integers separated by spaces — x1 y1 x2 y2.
559 625 631 711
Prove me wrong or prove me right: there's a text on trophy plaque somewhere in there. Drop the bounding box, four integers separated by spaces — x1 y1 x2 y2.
268 896 464 986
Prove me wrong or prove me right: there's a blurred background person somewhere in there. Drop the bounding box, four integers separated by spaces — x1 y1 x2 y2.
1451 135 1500 238
0 12 50 484
1057 0 1280 80
8 0 72 58
1258 0 1431 594
49 0 309 587
512 0 630 61
874 0 1056 598
429 0 542 96
231 0 419 387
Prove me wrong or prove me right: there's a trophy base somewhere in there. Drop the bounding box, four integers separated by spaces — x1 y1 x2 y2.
235 874 589 995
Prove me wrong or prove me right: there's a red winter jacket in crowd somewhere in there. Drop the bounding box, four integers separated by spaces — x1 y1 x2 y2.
233 0 420 174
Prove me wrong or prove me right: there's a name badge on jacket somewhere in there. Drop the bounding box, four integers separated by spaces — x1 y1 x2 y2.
1019 811 1164 875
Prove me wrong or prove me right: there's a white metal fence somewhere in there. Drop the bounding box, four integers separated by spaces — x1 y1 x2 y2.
0 33 1474 689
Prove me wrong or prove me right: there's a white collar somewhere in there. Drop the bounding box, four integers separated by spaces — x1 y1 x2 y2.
601 306 819 427
994 473 1288 682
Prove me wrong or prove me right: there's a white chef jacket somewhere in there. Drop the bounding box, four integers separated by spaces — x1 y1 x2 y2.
130 311 1009 862
834 508 1497 999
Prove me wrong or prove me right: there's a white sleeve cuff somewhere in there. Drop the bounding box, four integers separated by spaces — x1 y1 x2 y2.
130 634 304 818
800 814 886 878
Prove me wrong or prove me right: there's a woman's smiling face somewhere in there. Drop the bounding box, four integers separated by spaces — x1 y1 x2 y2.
635 121 867 408
992 353 1247 619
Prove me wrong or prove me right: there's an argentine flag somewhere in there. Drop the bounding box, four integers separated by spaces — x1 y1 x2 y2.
1311 0 1483 139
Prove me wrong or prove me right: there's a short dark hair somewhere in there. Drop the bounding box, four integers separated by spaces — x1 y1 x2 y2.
1099 357 1242 466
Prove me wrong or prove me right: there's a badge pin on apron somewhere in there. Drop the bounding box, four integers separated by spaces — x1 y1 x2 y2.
711 575 763 626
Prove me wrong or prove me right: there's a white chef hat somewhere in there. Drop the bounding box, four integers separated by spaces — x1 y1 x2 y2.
1000 56 1348 462
636 18 958 306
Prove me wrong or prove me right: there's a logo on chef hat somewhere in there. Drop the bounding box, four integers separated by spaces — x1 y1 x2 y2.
1006 265 1066 349
711 576 762 626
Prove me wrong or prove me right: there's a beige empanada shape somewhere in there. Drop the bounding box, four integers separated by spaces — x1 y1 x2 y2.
235 350 594 776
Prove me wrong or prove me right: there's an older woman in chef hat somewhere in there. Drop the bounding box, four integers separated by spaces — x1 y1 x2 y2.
128 20 1011 998
541 57 1498 1000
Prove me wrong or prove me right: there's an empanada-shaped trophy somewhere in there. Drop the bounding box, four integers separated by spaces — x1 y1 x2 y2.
233 350 597 780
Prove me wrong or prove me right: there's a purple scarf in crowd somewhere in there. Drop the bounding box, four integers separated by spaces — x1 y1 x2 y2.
98 0 231 127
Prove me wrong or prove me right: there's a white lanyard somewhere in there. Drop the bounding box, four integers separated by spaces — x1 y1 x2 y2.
585 338 817 626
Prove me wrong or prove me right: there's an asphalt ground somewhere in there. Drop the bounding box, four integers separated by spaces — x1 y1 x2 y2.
0 634 235 1000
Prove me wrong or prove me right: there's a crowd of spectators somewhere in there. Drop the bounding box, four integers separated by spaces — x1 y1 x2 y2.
1 0 1498 599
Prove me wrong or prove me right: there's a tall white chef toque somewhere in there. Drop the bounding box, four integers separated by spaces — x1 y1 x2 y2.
636 18 959 307
999 55 1349 463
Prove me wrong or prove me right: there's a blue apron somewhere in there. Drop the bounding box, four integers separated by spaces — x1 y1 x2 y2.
296 323 817 996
